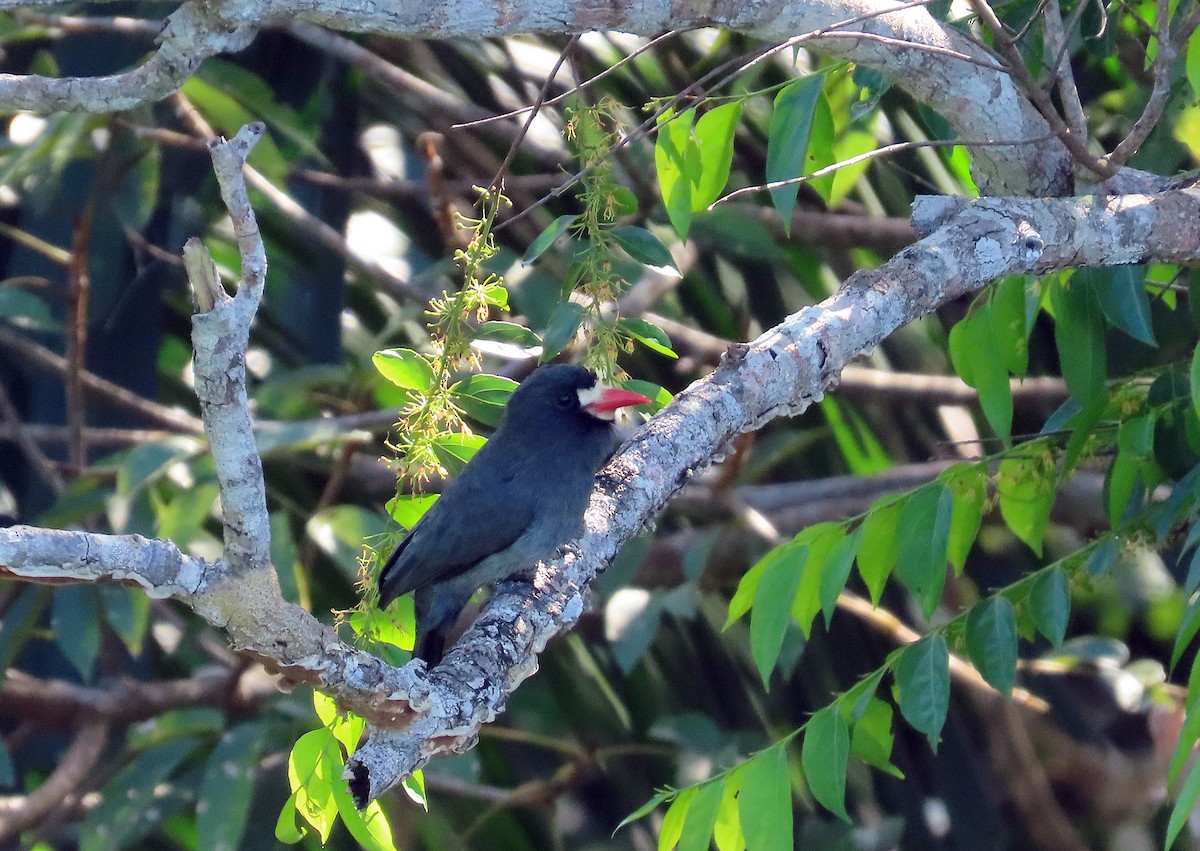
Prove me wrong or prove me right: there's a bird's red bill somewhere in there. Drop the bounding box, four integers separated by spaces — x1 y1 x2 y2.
586 387 652 413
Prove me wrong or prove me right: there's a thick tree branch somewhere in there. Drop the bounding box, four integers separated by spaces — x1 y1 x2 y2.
3 185 1197 805
0 0 1068 195
343 186 1200 803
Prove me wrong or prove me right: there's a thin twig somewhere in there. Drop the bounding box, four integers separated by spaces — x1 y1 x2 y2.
172 93 428 305
0 380 65 493
966 0 1113 178
489 36 579 193
1041 0 1088 139
0 720 108 843
714 135 1053 206
0 324 203 433
499 0 965 233
454 31 680 129
1101 0 1198 170
65 171 101 474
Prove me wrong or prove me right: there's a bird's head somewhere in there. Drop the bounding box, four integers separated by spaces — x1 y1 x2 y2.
505 364 651 431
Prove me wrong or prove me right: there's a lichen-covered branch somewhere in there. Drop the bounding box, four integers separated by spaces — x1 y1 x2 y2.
343 187 1200 803
0 0 1067 196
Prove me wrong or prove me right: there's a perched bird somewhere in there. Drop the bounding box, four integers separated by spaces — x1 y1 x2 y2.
378 364 651 666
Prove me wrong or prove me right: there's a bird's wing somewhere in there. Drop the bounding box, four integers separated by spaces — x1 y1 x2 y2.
378 450 538 601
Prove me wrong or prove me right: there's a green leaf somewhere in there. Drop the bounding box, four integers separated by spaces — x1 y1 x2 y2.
616 789 676 834
181 74 289 181
692 102 742 209
275 790 307 843
802 706 850 821
194 59 323 162
894 635 950 752
655 107 699 239
895 484 953 620
1106 447 1141 525
791 523 842 637
385 494 438 529
372 348 434 392
1192 344 1200 422
198 724 262 851
81 738 201 851
1050 277 1107 406
0 287 56 332
857 499 901 604
431 432 487 475
619 317 678 359
849 697 903 778
948 301 1013 441
658 786 696 851
540 301 588 362
622 379 673 413
766 75 825 229
1028 567 1070 646
738 746 792 851
751 544 808 688
726 556 768 627
1084 266 1156 346
820 526 863 628
286 729 340 844
472 320 543 353
1173 597 1200 671
402 770 428 810
944 466 986 573
1188 26 1200 101
1167 758 1200 849
51 587 101 680
450 373 519 427
1169 691 1200 788
678 780 724 851
712 769 746 851
523 214 577 264
965 596 1018 696
313 691 366 756
332 786 397 851
611 226 679 274
822 398 892 474
991 277 1030 378
997 451 1056 555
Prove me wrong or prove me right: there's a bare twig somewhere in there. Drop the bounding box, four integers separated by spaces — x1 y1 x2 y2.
1101 0 1199 170
0 380 65 493
65 170 101 474
0 721 108 843
716 135 1054 206
1042 0 1089 140
172 94 427 305
0 324 204 434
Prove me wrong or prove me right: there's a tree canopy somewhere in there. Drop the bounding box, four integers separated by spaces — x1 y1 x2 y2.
0 0 1198 849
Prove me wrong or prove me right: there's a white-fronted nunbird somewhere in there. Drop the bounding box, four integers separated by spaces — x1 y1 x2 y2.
377 364 651 666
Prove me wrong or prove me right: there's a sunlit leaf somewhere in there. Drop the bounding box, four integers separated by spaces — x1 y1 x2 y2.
372 348 434 392
738 746 792 851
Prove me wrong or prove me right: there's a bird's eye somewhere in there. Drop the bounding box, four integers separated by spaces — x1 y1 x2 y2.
556 393 574 408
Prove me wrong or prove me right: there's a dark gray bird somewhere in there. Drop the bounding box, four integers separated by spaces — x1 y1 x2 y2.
378 364 650 666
